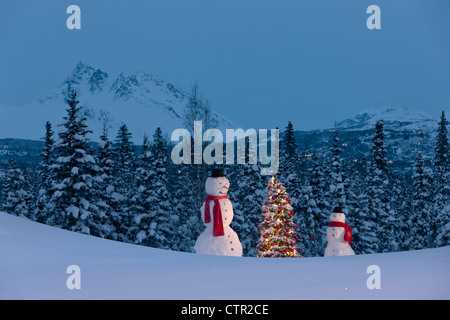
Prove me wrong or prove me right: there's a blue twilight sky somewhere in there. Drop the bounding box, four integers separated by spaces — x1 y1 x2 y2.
0 0 449 131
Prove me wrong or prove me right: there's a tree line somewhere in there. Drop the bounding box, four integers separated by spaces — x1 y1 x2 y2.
276 113 450 256
1 86 449 257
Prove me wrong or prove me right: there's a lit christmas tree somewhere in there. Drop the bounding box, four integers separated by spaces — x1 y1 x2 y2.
256 176 302 258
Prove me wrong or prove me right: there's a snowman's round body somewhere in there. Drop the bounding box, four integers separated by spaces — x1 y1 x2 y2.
324 212 355 257
194 176 243 257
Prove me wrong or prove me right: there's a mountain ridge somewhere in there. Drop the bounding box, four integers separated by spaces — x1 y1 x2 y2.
1 61 237 143
336 106 439 132
0 62 446 169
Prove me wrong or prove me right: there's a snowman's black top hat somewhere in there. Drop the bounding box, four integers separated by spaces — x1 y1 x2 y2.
211 168 224 178
332 206 343 213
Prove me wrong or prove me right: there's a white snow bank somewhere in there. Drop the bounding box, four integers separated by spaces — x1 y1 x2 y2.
0 211 449 300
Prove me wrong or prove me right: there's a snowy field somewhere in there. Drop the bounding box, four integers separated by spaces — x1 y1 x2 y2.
0 211 449 300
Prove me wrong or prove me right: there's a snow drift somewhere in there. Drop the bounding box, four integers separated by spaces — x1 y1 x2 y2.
0 211 449 300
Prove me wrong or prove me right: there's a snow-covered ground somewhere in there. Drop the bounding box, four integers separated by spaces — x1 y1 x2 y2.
1 211 449 300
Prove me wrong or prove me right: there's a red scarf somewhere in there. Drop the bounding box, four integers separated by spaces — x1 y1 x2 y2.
203 195 228 237
329 221 352 244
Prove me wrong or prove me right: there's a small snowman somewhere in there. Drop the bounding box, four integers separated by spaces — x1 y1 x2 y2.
194 169 243 257
324 206 355 257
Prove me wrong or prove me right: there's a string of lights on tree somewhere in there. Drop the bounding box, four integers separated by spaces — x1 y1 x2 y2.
256 176 302 258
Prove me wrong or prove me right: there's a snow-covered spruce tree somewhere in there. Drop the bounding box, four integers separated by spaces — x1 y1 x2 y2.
1 166 7 211
130 128 173 249
343 157 366 228
231 139 265 257
301 183 322 256
279 121 299 181
111 123 136 240
436 202 450 248
95 124 116 239
353 161 381 254
344 157 365 251
370 120 394 253
329 125 346 208
279 121 304 228
34 121 55 223
305 154 329 256
399 197 414 251
434 111 449 190
46 90 102 235
410 152 433 249
319 152 332 212
148 127 175 249
2 158 32 218
256 176 301 257
434 111 450 247
128 134 153 244
371 120 388 174
170 162 201 252
389 172 410 251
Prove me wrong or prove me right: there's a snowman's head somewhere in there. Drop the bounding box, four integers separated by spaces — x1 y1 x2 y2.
330 212 346 222
330 206 346 222
205 177 230 196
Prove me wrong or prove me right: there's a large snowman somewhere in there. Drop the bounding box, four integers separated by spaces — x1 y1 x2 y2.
324 206 355 257
194 169 243 257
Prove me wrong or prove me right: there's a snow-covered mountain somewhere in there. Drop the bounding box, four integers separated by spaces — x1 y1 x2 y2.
291 106 446 170
336 106 439 132
0 62 237 143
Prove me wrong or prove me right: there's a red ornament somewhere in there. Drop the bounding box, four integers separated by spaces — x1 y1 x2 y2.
272 196 276 199
290 243 294 246
268 186 271 190
265 201 269 205
258 227 261 230
293 226 297 229
271 243 274 246
263 234 267 238
277 186 280 189
291 211 294 214
266 218 270 221
284 232 288 236
279 207 283 210
310 236 314 240
264 244 267 248
299 249 302 253
287 229 290 232
286 198 290 201
296 238 299 241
